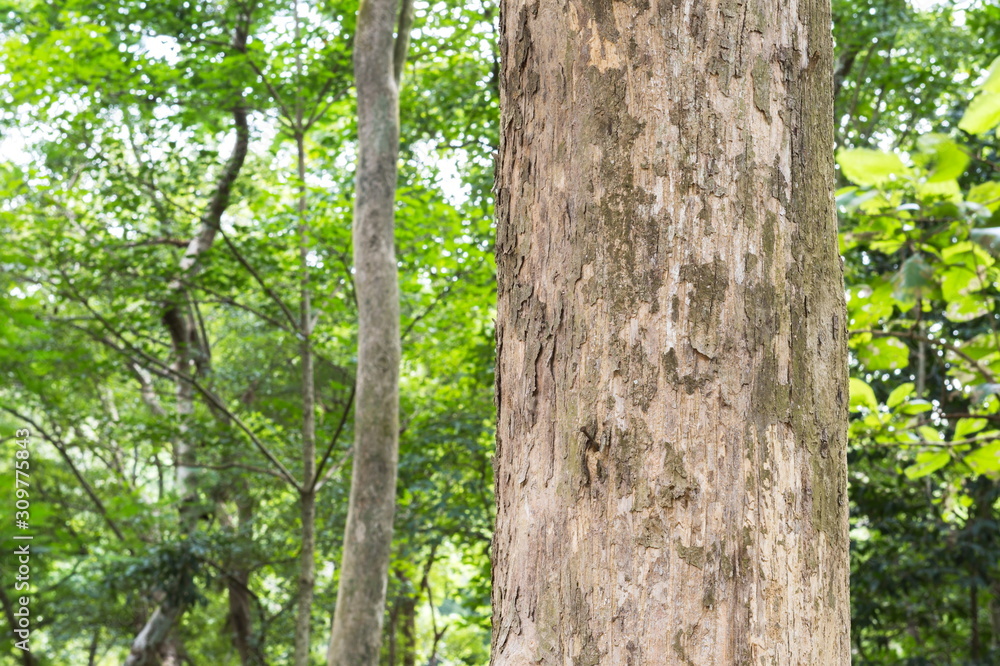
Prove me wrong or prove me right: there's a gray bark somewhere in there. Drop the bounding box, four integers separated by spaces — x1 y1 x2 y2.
327 0 412 663
492 0 850 663
292 3 318 658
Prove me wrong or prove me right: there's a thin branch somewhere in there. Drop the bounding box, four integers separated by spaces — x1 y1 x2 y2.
217 227 300 330
246 57 297 125
182 462 287 481
851 329 996 383
0 406 127 543
393 0 416 84
123 238 191 249
304 84 349 131
400 263 483 342
311 383 356 493
63 300 301 491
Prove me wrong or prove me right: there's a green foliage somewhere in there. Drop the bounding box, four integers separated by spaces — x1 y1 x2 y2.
0 0 496 662
839 46 1000 663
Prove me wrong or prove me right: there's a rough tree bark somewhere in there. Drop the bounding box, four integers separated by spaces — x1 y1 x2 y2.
493 0 850 664
327 0 413 664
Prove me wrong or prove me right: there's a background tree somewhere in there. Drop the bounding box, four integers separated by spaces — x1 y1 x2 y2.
0 0 495 663
837 49 1000 663
327 0 412 663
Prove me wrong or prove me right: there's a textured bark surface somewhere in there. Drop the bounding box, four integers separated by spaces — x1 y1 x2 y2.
327 0 409 663
493 0 850 664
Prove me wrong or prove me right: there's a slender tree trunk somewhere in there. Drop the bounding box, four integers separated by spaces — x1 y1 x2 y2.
492 0 850 664
399 591 416 666
228 568 257 665
385 602 398 666
990 578 1000 656
124 18 251 664
225 485 262 665
327 0 412 663
293 3 319 652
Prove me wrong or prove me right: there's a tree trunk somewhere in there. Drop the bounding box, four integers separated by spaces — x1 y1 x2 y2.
492 0 850 664
225 485 262 665
327 0 412 664
399 592 416 666
125 19 250 664
293 58 318 665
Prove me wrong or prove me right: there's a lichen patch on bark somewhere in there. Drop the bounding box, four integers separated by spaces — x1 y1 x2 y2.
494 0 849 663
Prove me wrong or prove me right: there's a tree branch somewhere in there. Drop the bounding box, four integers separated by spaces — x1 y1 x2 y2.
311 383 355 492
393 0 416 84
0 406 127 543
851 329 996 383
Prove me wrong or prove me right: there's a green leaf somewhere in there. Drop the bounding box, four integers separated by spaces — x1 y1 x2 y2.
904 450 950 479
968 183 1000 212
857 336 909 371
940 266 984 303
916 178 962 203
887 382 915 409
964 440 1000 475
916 134 969 183
898 400 934 415
918 425 943 443
850 377 878 412
944 294 990 323
836 148 907 187
981 55 1000 94
892 255 935 303
955 418 987 439
959 91 1000 135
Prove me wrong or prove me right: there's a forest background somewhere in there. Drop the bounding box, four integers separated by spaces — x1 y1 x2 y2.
0 0 999 663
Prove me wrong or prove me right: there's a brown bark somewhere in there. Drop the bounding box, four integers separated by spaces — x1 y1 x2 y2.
399 592 416 666
224 486 263 665
493 0 850 664
327 0 412 663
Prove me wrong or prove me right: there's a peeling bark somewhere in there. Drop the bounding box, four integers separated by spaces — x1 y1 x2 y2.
327 0 412 663
493 0 850 663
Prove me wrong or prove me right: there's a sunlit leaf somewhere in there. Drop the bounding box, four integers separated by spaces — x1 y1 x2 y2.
918 425 943 443
887 382 915 409
898 400 934 415
857 336 909 371
964 440 1000 475
955 418 987 439
904 450 950 479
836 148 907 187
968 182 1000 213
916 134 969 183
916 178 962 203
980 55 1000 94
958 91 1000 135
849 377 878 413
944 294 990 322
